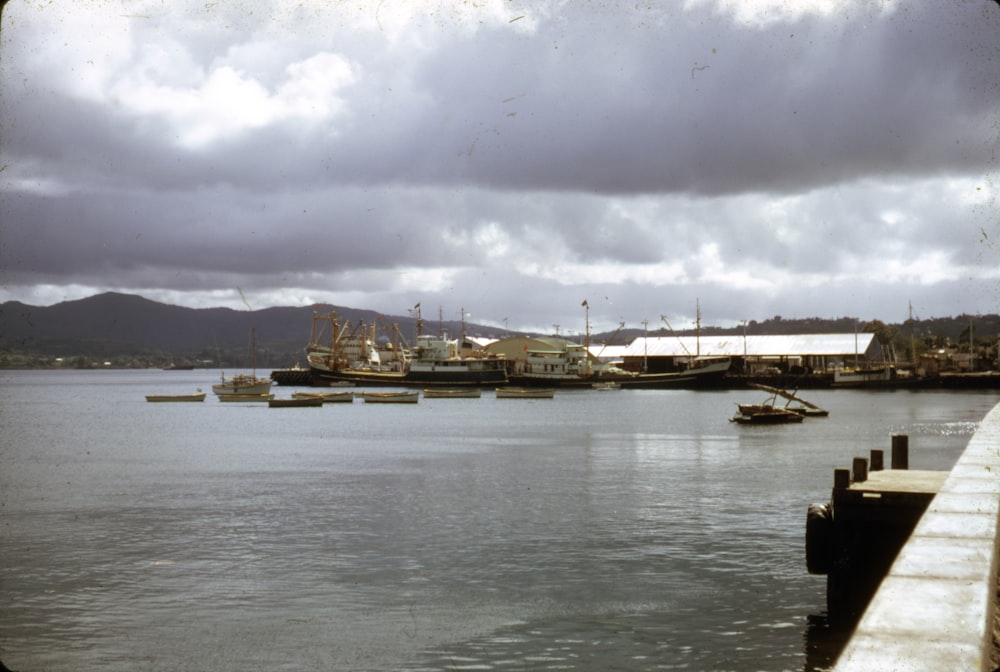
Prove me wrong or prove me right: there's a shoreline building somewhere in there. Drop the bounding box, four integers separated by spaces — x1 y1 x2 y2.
620 333 885 376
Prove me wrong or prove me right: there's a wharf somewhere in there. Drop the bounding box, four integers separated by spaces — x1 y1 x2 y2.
269 367 1000 390
828 401 1000 671
808 436 947 620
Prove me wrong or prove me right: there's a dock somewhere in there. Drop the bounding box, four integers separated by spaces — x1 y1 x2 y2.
808 436 947 620
822 400 1000 671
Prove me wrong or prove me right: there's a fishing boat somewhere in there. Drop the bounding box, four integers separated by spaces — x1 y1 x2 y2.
422 388 482 399
305 308 508 387
217 393 274 403
213 328 272 398
292 391 355 403
509 345 730 389
213 372 272 397
507 301 730 389
360 391 420 404
145 392 206 402
495 387 555 399
730 407 805 424
831 366 895 387
268 397 324 408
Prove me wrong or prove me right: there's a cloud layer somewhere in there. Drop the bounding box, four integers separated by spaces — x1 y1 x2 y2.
1 0 998 332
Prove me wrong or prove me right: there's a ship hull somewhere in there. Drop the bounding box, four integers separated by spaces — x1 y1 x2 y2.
310 366 508 387
508 358 731 389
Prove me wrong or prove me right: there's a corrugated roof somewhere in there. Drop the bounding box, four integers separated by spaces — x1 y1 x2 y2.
590 344 628 360
622 333 877 358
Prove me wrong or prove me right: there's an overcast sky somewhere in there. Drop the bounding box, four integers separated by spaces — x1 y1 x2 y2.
1 0 998 334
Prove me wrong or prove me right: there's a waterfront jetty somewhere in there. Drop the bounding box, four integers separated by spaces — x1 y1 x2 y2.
828 401 1000 671
808 435 946 620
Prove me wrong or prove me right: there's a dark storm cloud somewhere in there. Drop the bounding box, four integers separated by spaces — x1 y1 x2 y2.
6 2 995 195
0 0 997 330
402 2 996 195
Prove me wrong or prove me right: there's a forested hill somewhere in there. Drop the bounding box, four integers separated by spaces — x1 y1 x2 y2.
0 292 497 367
0 292 997 368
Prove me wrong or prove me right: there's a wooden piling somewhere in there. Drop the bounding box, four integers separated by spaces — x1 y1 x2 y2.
870 449 883 472
852 457 868 483
891 434 909 469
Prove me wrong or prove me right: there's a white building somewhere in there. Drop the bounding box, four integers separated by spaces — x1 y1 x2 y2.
621 333 884 374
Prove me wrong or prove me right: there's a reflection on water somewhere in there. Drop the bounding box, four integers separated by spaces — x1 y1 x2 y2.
0 372 995 671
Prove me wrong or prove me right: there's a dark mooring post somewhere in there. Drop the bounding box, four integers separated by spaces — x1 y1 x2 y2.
852 457 868 483
870 449 884 472
891 434 909 470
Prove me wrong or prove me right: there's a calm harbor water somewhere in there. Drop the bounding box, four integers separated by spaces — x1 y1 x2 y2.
1 370 997 672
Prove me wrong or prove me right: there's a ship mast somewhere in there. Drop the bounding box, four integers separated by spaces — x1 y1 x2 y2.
252 327 257 378
411 303 423 338
695 298 701 357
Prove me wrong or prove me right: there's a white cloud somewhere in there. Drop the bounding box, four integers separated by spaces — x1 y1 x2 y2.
685 0 898 27
109 52 356 148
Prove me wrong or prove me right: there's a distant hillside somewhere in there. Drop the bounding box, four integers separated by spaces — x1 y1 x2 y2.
0 293 508 368
1 292 997 368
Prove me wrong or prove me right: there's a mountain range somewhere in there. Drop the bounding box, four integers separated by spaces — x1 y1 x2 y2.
1 292 997 369
0 293 505 367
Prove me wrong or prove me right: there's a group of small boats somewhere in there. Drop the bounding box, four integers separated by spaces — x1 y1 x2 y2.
147 385 557 406
730 383 829 424
145 379 824 423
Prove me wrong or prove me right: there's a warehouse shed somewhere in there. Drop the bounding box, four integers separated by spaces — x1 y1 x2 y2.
621 333 884 375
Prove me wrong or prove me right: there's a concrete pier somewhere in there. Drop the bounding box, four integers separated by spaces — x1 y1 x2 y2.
832 400 1000 671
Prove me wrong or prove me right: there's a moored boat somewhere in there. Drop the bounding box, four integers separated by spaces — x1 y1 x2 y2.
422 388 482 399
509 301 730 389
217 393 274 402
269 397 324 408
306 309 508 387
145 392 206 402
292 391 355 403
213 372 273 397
360 391 420 404
831 366 896 388
510 350 731 389
495 387 555 399
730 407 805 424
213 328 272 398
